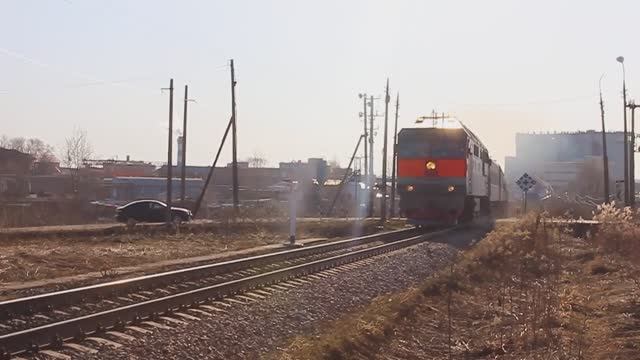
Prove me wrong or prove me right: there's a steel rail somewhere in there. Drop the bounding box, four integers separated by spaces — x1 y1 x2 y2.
0 228 421 319
0 226 456 357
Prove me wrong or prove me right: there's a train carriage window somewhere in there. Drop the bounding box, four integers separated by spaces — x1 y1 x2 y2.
473 145 479 157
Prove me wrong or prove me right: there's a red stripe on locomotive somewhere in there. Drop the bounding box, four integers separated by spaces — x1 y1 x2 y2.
397 159 466 177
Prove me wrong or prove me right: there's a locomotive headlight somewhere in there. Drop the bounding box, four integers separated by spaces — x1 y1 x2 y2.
406 185 415 192
447 185 455 192
426 161 436 170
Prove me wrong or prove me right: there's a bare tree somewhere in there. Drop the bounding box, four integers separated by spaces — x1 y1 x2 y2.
9 137 26 153
247 152 267 168
0 135 56 162
62 128 93 193
25 138 55 162
0 135 10 148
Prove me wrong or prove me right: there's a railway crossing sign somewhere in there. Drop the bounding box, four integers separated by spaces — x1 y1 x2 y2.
516 173 536 213
516 173 536 192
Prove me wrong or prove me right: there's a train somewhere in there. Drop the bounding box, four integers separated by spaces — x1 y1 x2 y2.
396 122 508 225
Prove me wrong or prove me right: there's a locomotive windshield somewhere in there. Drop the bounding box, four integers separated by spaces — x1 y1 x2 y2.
397 128 467 158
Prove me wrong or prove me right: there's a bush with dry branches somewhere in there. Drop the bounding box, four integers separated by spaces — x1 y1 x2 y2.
592 202 640 258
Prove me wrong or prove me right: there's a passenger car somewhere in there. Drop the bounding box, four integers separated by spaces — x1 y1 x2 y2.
115 200 193 224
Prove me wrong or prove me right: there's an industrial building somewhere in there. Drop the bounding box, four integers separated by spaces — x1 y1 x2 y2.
505 130 626 199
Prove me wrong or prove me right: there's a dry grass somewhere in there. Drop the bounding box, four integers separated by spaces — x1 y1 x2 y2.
0 219 403 285
275 215 640 360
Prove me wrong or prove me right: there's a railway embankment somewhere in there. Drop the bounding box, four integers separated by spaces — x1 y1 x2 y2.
0 219 405 298
277 210 640 359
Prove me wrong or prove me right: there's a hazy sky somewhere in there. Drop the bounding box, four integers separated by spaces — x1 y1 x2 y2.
2 0 639 173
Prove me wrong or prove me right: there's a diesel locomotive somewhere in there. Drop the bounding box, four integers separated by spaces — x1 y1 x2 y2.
396 123 508 225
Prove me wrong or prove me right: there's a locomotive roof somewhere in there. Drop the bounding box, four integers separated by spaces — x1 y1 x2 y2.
399 122 502 172
399 121 488 150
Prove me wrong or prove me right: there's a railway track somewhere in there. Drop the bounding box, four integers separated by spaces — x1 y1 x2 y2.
0 226 455 359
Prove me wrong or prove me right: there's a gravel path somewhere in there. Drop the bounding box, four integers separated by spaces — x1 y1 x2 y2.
80 228 486 360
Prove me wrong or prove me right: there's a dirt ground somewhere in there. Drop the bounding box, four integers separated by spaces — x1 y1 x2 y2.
0 219 405 287
276 216 640 360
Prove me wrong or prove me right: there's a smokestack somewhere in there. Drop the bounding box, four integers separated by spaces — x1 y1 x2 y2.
177 135 184 166
126 155 130 162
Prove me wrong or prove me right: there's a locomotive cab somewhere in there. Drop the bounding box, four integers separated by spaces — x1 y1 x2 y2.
396 123 506 225
397 127 468 225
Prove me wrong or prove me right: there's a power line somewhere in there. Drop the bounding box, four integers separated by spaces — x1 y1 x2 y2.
452 94 597 107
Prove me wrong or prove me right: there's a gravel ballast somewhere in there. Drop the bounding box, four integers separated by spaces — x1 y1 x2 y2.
82 227 487 360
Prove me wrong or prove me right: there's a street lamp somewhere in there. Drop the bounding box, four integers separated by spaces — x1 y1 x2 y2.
618 56 630 206
599 74 610 204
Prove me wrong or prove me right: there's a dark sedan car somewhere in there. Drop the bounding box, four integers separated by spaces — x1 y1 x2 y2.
115 200 193 224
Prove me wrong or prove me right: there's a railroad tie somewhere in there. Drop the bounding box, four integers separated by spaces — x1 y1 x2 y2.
63 342 99 354
223 297 247 305
212 301 232 308
130 293 150 301
291 279 310 285
159 316 187 326
253 289 272 297
106 330 137 342
39 349 71 360
284 280 303 286
126 325 152 334
235 295 257 303
188 308 214 317
245 292 266 300
141 320 172 330
200 305 228 313
86 336 123 349
174 312 201 321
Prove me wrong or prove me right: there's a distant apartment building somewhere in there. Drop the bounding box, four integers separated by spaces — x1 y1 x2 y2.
505 130 625 197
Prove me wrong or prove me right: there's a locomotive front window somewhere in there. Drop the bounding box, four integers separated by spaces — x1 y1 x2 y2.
398 140 466 158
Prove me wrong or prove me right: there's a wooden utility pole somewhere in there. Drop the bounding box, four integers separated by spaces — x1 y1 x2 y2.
180 85 189 203
164 79 174 225
599 75 610 203
618 57 629 205
192 117 234 217
381 78 390 223
230 59 239 212
326 135 365 217
390 92 399 218
368 95 375 217
360 93 368 196
628 100 639 207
